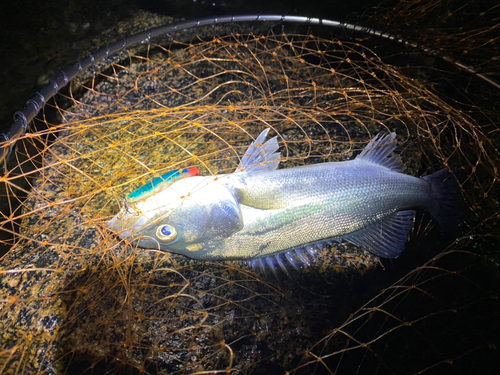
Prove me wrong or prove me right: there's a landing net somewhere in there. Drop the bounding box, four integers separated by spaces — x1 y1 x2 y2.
1 1 499 374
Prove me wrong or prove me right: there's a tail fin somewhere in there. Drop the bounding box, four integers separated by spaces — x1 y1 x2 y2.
423 169 462 237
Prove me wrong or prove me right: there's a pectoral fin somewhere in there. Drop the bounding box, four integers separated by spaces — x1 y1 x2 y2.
233 187 289 209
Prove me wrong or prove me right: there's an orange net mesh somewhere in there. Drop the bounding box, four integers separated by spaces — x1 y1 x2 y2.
1 2 499 374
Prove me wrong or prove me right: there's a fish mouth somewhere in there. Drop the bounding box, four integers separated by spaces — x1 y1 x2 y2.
106 208 148 239
106 215 135 239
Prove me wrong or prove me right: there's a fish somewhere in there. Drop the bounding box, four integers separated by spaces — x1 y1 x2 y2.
107 129 460 273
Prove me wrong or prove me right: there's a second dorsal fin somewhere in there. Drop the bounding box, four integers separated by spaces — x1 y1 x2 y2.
355 133 404 172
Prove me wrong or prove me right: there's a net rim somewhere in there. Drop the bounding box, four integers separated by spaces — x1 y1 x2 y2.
1 13 498 169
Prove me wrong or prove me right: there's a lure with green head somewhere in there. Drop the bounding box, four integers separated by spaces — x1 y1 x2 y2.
126 168 200 202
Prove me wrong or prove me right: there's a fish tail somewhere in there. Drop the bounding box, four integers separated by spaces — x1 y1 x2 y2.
423 168 462 236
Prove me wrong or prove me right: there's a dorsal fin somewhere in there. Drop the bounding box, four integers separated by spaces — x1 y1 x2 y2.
127 167 199 202
235 128 281 173
355 133 404 172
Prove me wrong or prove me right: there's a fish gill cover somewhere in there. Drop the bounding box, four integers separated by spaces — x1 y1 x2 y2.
0 0 499 374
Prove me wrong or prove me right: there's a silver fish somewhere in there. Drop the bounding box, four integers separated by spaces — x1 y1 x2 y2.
107 129 459 270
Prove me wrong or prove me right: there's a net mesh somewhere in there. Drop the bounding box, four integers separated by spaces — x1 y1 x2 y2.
1 1 499 374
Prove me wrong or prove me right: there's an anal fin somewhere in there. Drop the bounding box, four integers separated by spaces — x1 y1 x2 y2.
344 210 415 258
244 246 319 278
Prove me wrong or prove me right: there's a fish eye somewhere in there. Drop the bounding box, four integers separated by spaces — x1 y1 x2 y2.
156 224 178 243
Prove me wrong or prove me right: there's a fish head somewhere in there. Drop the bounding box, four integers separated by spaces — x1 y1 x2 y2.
107 176 243 255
